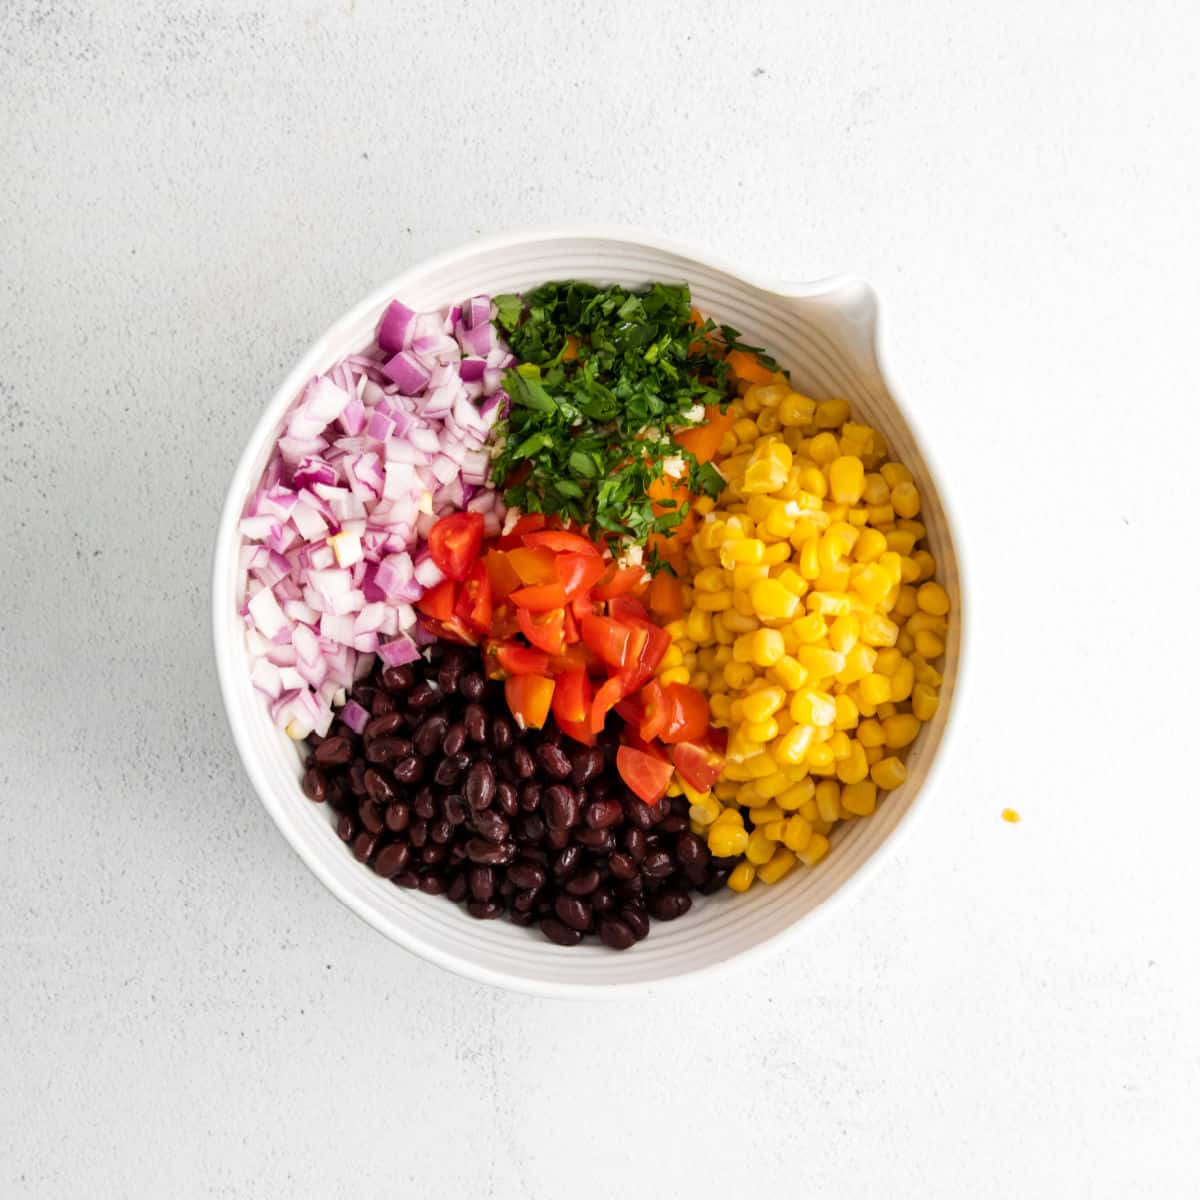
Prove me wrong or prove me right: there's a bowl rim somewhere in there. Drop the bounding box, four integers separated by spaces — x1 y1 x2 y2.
211 223 970 997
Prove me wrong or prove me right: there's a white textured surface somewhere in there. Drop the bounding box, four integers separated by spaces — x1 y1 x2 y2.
2 1 1198 1196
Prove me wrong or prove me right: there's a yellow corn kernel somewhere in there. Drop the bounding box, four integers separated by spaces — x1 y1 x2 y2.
688 794 722 826
885 529 917 556
896 631 915 655
736 687 783 728
828 613 860 654
727 860 757 892
876 700 897 719
889 658 915 702
778 780 815 813
911 550 936 581
757 846 798 884
856 718 886 748
836 740 870 784
779 392 816 427
709 693 732 723
733 417 759 444
689 670 711 692
914 630 945 659
775 725 814 765
756 409 781 434
883 713 921 749
708 822 750 858
742 459 788 493
696 589 733 612
658 666 691 687
860 673 892 706
862 472 890 505
775 567 808 598
745 829 776 865
696 520 727 551
873 647 902 676
746 628 784 668
912 682 940 721
880 461 913 487
752 772 790 801
782 813 813 852
768 654 807 691
865 744 884 765
828 455 866 504
837 642 877 684
815 398 850 428
806 590 852 617
898 555 920 584
815 780 841 822
719 538 766 568
798 645 845 680
660 643 684 669
742 753 777 779
713 780 739 803
790 690 837 727
693 495 715 516
807 743 835 772
841 780 877 816
859 612 900 648
685 608 714 644
851 563 891 607
833 693 860 731
762 542 791 566
740 718 779 744
868 503 895 525
809 431 840 465
811 818 833 835
871 756 908 790
917 581 950 616
893 585 919 618
797 537 821 581
891 481 921 519
693 566 725 593
799 466 828 499
850 527 887 565
798 834 830 865
722 661 756 690
749 805 785 829
828 730 852 760
731 632 756 664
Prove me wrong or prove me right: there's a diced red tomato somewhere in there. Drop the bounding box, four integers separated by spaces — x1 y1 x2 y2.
517 605 566 656
488 602 521 641
551 668 592 727
590 675 626 734
483 550 522 602
658 682 710 744
616 745 674 805
419 612 476 646
648 571 685 620
427 512 484 581
618 621 671 691
581 614 632 672
592 565 645 600
497 513 546 550
555 553 607 599
453 560 492 635
547 642 588 676
495 641 551 677
635 680 669 742
608 594 650 624
507 545 558 586
571 594 596 623
562 607 580 645
505 674 554 730
522 530 602 556
415 578 456 622
672 741 724 792
510 582 568 611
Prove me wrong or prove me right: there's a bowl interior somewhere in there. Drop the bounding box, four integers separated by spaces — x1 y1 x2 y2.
213 230 963 994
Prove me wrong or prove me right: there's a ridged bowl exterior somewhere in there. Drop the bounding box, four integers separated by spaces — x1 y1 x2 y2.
212 227 964 996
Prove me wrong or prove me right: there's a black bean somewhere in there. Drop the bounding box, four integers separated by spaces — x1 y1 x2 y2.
443 795 468 825
700 867 732 895
518 813 546 843
540 917 583 947
495 781 519 818
363 769 395 806
509 909 535 927
658 814 688 834
359 799 385 835
553 844 583 877
373 841 411 877
412 788 436 820
648 890 692 921
592 885 617 914
465 762 496 810
370 691 397 716
565 868 601 896
508 863 546 890
351 831 378 862
472 809 509 844
641 850 675 879
433 753 469 787
420 843 446 865
383 801 411 833
608 851 638 881
512 746 536 779
459 672 485 701
570 747 606 786
347 761 367 796
364 712 403 740
315 735 352 767
429 818 452 845
413 715 448 757
408 820 428 848
545 826 570 851
381 664 415 692
620 904 650 941
536 743 572 781
513 887 541 913
335 814 356 843
623 828 647 862
446 872 469 903
543 784 579 829
394 870 419 889
465 838 515 866
491 716 514 752
518 781 542 812
555 895 593 932
418 873 447 895
406 680 441 710
464 703 488 743
437 660 463 694
302 767 327 802
468 865 495 901
467 899 503 919
599 918 636 951
585 798 623 829
676 831 706 869
573 827 615 852
393 755 425 784
442 722 467 756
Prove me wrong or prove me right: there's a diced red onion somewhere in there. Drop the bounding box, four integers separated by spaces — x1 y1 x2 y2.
338 699 370 734
377 300 416 353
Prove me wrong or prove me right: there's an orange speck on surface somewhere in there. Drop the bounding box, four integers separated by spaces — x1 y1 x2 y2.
1002 808 1021 824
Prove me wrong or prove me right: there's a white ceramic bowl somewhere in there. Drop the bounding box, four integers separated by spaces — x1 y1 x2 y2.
212 227 965 996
